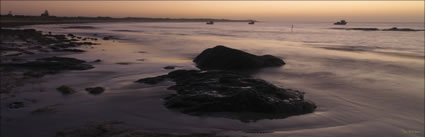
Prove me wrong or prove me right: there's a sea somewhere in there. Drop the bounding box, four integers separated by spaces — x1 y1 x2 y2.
2 21 424 137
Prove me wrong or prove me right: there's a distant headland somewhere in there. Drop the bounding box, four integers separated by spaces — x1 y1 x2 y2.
1 10 256 27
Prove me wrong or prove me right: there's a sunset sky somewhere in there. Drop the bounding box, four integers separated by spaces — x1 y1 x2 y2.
1 1 424 22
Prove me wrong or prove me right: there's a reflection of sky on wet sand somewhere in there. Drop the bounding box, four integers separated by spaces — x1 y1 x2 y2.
3 22 423 137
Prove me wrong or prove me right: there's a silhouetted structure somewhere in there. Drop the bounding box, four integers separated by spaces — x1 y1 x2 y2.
206 21 214 25
41 10 49 17
248 21 255 24
7 11 13 16
334 20 347 25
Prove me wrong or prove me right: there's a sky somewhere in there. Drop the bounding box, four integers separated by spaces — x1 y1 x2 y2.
1 1 424 22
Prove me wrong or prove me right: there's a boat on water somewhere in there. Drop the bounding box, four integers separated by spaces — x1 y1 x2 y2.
248 21 255 25
334 20 347 25
206 21 214 25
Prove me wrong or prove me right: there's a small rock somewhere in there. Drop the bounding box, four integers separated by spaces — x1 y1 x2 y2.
8 102 24 109
116 62 131 65
164 66 176 70
85 87 105 95
67 33 75 37
93 59 102 63
57 85 76 95
103 36 113 40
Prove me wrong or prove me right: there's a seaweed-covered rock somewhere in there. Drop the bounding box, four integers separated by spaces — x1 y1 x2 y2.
193 45 285 70
136 70 316 121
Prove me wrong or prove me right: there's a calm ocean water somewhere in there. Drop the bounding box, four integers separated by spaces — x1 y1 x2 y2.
4 22 424 137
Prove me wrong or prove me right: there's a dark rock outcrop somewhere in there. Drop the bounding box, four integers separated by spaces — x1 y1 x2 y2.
193 45 285 70
136 70 316 121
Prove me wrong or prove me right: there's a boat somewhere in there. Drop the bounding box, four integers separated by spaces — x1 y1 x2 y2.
206 21 214 25
334 20 347 25
248 21 255 25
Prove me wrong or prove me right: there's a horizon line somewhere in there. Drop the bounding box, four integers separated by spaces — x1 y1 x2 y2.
2 14 424 24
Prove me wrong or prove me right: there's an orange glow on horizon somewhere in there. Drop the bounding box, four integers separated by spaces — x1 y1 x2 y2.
1 1 424 22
